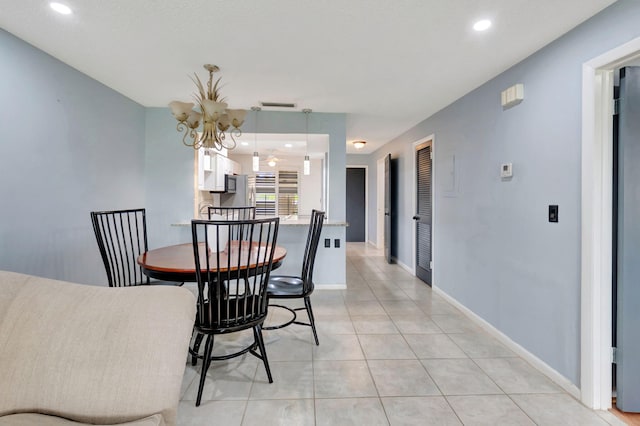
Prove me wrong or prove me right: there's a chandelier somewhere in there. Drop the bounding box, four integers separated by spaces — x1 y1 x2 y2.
168 64 247 151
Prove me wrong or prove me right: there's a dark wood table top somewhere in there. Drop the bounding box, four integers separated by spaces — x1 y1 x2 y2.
137 242 287 282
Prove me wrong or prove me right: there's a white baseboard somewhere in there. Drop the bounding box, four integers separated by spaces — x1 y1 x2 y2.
392 257 414 275
433 287 581 400
315 284 347 290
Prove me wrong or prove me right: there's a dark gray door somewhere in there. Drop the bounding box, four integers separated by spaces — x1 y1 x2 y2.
615 66 640 413
346 167 366 242
414 141 432 285
384 154 392 263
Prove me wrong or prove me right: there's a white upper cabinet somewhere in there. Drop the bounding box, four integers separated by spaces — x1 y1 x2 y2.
197 148 241 191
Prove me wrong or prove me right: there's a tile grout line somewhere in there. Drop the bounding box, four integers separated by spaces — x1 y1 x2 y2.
348 255 393 425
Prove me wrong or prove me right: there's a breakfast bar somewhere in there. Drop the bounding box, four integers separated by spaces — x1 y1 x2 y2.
170 216 347 289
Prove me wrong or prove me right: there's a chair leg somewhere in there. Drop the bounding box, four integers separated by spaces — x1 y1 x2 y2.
192 332 204 366
195 335 214 407
304 296 319 346
253 325 273 383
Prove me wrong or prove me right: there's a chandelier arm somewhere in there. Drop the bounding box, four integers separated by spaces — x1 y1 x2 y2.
192 128 203 149
177 122 196 148
225 129 239 150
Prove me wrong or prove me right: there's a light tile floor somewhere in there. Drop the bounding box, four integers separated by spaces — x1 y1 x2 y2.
178 243 623 425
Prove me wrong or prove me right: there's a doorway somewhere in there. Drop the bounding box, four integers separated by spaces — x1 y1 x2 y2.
581 36 640 410
346 166 367 242
611 66 640 413
384 154 392 263
413 139 433 285
377 157 385 249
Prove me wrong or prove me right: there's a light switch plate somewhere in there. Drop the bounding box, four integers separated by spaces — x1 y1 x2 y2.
501 163 513 178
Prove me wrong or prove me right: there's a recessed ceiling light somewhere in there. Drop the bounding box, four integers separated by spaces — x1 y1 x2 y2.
50 2 72 15
284 143 292 148
473 19 491 32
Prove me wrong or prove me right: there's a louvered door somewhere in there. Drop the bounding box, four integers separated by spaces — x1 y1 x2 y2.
615 66 640 412
414 141 432 285
384 154 391 263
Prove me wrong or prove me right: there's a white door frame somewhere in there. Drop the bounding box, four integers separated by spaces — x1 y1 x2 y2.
411 135 435 279
346 165 368 244
581 36 640 410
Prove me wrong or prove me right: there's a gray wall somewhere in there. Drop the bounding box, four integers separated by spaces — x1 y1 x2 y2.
0 29 146 285
363 0 640 386
0 26 348 286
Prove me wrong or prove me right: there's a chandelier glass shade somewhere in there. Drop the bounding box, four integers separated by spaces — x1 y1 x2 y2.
169 64 246 151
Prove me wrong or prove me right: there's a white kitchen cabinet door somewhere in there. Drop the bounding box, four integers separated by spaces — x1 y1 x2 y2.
198 149 226 191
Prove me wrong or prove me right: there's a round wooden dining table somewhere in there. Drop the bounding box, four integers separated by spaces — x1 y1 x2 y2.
137 242 287 283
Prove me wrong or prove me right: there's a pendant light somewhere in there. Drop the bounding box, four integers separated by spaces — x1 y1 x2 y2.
252 106 261 172
303 109 311 175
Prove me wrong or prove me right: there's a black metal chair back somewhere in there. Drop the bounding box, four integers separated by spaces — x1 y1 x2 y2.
190 217 280 406
300 210 325 294
191 217 279 333
207 206 256 220
90 208 150 287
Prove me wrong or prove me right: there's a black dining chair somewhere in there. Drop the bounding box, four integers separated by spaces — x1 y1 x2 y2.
191 205 257 359
190 217 280 407
90 208 181 287
265 209 325 345
207 206 256 220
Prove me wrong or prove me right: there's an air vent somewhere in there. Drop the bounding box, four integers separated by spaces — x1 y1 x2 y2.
260 102 296 108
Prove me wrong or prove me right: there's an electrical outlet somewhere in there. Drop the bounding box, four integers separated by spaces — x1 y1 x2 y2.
324 238 331 248
334 239 340 248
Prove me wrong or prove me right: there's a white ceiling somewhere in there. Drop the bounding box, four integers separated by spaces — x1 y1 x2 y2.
0 0 616 154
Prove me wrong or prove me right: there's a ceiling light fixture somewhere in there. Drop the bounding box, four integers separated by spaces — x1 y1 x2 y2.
50 2 72 15
252 107 260 172
266 153 279 168
169 64 247 151
473 19 492 31
353 140 367 149
303 109 312 176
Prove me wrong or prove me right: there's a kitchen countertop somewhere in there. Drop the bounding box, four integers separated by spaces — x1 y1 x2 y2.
171 217 347 227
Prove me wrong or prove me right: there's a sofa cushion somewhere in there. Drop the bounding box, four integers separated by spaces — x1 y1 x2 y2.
0 271 195 426
0 413 164 426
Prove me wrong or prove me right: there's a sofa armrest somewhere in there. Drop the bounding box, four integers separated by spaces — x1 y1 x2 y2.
0 413 165 425
0 271 196 426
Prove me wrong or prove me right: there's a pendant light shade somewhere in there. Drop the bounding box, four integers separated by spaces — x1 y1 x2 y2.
252 106 261 172
303 155 310 176
253 152 260 172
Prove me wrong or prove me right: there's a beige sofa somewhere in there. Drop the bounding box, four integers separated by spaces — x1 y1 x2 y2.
0 271 196 426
